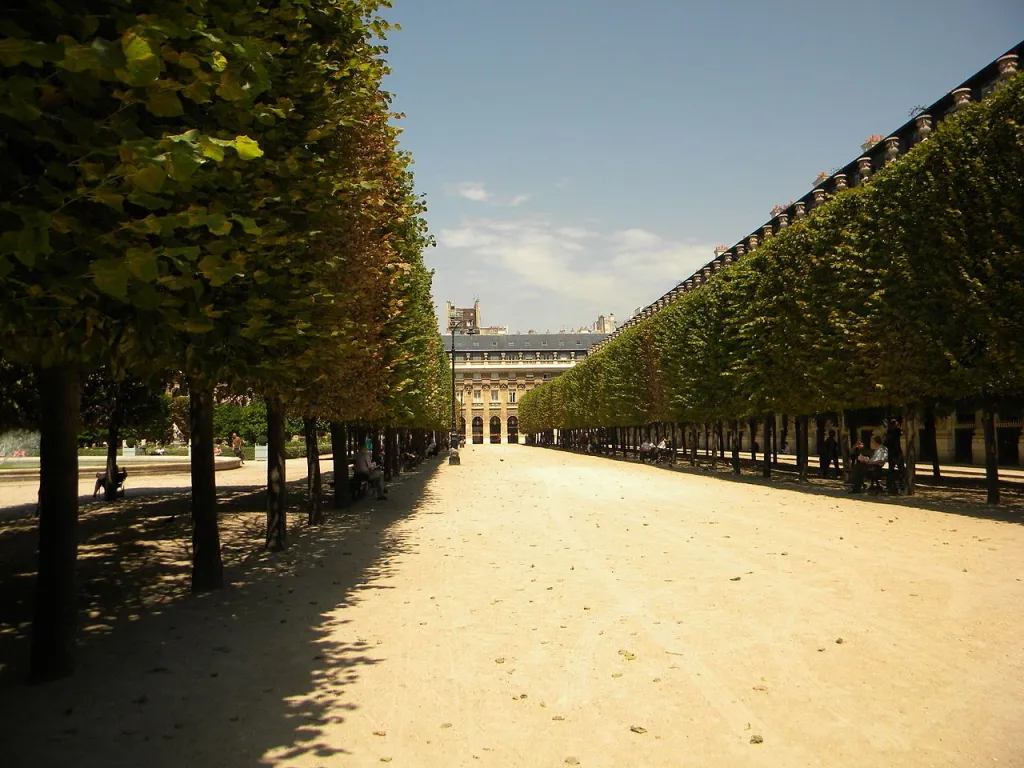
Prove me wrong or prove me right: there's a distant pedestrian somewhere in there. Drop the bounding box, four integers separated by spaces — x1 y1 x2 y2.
231 432 245 465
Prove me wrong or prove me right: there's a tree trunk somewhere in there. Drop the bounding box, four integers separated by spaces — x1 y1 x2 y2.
903 407 918 497
762 415 772 478
304 417 323 525
690 426 697 466
731 419 741 475
330 421 348 509
925 405 940 479
798 415 810 482
771 416 778 466
709 423 717 469
982 404 999 505
749 417 758 463
837 409 850 480
30 365 81 682
103 381 123 502
265 393 287 551
188 378 223 593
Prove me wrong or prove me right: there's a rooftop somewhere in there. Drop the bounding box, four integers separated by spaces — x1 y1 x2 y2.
448 333 607 352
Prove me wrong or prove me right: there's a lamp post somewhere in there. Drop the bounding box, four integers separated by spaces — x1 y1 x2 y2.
449 320 478 454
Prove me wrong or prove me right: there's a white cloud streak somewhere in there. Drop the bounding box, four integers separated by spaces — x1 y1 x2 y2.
436 217 718 322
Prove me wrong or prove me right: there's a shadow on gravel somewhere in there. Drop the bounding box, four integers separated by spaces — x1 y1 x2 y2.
535 446 1024 526
0 457 444 767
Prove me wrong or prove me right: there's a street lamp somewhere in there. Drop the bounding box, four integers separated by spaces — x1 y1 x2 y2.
449 319 478 458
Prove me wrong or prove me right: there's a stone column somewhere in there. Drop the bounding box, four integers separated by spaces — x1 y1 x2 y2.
777 213 789 229
500 383 509 443
748 234 759 251
762 224 773 242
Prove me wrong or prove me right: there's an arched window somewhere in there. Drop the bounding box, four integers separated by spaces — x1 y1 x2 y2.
489 416 501 444
507 416 519 444
472 416 484 445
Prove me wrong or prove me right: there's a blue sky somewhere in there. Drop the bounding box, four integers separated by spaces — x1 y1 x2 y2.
381 1 1024 334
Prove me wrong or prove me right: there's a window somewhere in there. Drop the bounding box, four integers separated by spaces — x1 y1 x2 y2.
508 372 516 380
490 389 499 402
473 390 482 403
508 390 516 404
473 372 481 380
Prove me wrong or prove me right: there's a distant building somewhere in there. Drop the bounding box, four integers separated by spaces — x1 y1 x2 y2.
448 332 607 444
592 313 617 334
445 300 480 333
444 299 507 335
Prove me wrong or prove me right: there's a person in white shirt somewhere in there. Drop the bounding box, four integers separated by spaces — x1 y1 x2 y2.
850 436 888 493
354 445 387 500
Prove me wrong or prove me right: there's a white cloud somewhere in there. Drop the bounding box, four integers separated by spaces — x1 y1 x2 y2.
450 181 530 208
455 181 492 203
434 215 717 327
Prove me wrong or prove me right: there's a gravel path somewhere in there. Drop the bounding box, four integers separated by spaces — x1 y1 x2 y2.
2 445 1023 767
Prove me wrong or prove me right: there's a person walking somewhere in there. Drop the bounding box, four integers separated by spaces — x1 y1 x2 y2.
231 432 245 465
822 429 840 479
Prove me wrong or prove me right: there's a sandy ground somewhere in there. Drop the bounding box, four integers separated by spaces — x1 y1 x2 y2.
2 445 1024 767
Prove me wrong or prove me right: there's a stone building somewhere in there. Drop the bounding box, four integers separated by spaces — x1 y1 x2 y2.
444 299 507 335
592 313 617 334
450 333 606 444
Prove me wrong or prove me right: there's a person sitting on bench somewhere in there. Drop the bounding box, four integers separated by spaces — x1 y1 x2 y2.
93 467 128 499
657 438 672 463
353 444 387 501
849 436 887 494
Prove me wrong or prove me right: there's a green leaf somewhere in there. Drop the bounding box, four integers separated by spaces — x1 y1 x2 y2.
198 137 225 161
57 40 104 74
125 248 159 282
183 316 215 333
232 135 263 161
92 190 124 211
230 214 262 235
216 72 246 101
92 259 129 299
146 88 184 117
0 38 50 67
133 165 166 194
119 31 160 85
203 213 233 235
166 148 200 182
210 52 228 72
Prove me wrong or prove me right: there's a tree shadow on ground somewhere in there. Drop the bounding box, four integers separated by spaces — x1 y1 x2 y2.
542 447 1024 526
0 457 445 767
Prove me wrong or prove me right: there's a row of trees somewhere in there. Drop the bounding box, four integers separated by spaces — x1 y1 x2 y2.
0 1 451 680
520 73 1024 502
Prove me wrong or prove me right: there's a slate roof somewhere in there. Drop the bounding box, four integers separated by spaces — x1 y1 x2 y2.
448 333 607 352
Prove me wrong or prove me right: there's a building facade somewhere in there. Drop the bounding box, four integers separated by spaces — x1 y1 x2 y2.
450 333 607 444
